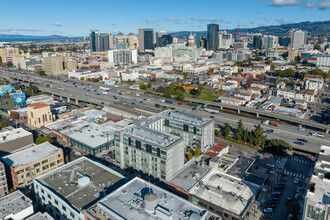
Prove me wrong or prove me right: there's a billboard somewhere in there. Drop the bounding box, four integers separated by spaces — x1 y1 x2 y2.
13 93 26 105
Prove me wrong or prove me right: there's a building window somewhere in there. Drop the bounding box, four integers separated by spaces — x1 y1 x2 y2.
42 159 48 164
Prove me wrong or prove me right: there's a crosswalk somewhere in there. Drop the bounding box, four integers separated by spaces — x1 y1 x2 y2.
290 157 311 165
283 170 305 179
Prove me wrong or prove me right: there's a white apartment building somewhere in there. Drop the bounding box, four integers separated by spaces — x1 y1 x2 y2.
108 49 137 64
114 125 185 182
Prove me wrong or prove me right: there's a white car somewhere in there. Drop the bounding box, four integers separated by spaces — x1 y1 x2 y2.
273 130 279 134
102 91 108 95
298 127 305 131
264 208 273 213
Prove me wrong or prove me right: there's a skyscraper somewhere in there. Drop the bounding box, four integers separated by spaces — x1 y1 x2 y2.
138 28 154 52
157 35 173 47
253 34 262 49
292 30 307 49
89 30 99 52
99 33 114 51
188 33 194 47
219 30 233 49
207 23 219 51
263 35 275 49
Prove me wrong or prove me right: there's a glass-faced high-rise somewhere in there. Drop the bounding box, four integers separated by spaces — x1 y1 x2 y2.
138 28 154 52
89 30 99 52
207 23 219 51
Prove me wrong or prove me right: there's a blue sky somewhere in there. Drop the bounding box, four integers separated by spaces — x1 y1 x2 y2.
0 0 329 36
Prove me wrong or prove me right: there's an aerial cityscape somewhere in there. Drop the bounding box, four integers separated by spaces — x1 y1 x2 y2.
0 0 329 220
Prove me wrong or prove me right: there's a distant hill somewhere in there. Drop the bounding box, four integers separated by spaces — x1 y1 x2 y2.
0 34 84 42
170 20 330 37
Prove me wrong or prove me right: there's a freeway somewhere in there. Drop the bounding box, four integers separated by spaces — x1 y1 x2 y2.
1 70 329 153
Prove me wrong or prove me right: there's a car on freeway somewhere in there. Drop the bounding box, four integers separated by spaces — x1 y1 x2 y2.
294 141 304 145
178 102 183 105
210 116 214 118
297 138 308 142
264 208 273 213
298 127 305 131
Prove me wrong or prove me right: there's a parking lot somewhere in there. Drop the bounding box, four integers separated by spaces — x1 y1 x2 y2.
267 154 314 220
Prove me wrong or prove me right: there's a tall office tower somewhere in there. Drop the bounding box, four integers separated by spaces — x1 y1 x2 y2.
207 23 219 51
292 30 307 49
194 35 201 48
279 37 291 47
287 30 294 48
263 35 275 49
219 30 233 49
253 34 263 49
156 31 168 46
138 28 154 52
99 33 114 51
89 30 99 52
188 33 195 47
201 37 207 49
157 35 173 47
126 33 138 50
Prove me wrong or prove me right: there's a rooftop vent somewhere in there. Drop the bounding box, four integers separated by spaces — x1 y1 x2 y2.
78 175 90 187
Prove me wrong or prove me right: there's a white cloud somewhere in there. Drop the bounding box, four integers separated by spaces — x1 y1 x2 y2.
51 22 62 26
16 28 37 31
165 17 181 24
264 0 330 9
146 19 155 23
265 0 300 6
0 28 12 32
188 16 230 24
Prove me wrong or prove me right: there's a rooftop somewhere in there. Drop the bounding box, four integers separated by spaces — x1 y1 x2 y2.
0 190 33 219
28 102 49 109
162 110 213 127
0 127 32 144
306 174 330 206
189 169 260 216
62 121 117 148
86 177 208 220
35 157 124 210
26 212 54 220
2 142 61 168
125 125 182 148
169 161 211 192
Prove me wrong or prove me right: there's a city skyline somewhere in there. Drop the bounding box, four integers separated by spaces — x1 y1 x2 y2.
0 0 329 36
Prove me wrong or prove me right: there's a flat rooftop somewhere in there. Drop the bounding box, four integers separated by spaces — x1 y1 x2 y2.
162 110 213 127
306 174 330 205
2 142 61 168
169 162 211 192
62 121 117 148
45 116 79 131
0 127 32 144
189 170 260 216
26 212 54 220
35 157 124 210
0 190 33 219
26 94 54 103
87 177 208 220
125 125 182 148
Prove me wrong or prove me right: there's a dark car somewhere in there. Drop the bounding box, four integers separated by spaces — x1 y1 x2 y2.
294 141 304 145
297 138 308 142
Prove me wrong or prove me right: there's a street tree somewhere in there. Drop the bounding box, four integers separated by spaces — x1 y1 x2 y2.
223 123 231 138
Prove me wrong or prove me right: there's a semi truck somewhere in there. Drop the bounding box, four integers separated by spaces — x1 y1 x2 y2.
204 108 219 114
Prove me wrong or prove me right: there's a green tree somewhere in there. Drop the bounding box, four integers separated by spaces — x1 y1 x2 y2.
284 69 295 77
0 56 2 64
264 139 292 155
147 81 152 88
139 83 147 90
176 77 180 82
253 124 265 147
175 90 184 101
235 119 244 141
87 78 92 81
223 123 231 138
36 136 53 145
266 59 272 64
203 82 208 86
99 76 103 81
6 61 13 67
214 129 220 137
194 149 201 157
0 120 10 128
39 71 46 76
183 72 188 81
270 64 275 71
243 128 249 143
164 90 172 99
187 152 193 160
198 83 204 90
313 44 321 50
80 77 84 81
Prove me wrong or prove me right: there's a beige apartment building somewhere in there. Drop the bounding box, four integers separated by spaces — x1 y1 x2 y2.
0 47 28 67
27 102 53 128
43 56 67 75
1 142 64 189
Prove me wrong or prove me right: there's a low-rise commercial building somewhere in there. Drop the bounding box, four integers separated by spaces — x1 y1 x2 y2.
27 102 54 128
189 169 260 220
0 190 34 220
84 177 210 220
33 157 125 220
1 142 64 189
0 127 34 156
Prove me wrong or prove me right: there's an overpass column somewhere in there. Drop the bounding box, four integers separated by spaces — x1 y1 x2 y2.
256 113 259 117
51 93 54 98
326 128 330 134
220 106 223 110
76 99 79 105
67 97 70 102
237 109 240 114
59 96 62 101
